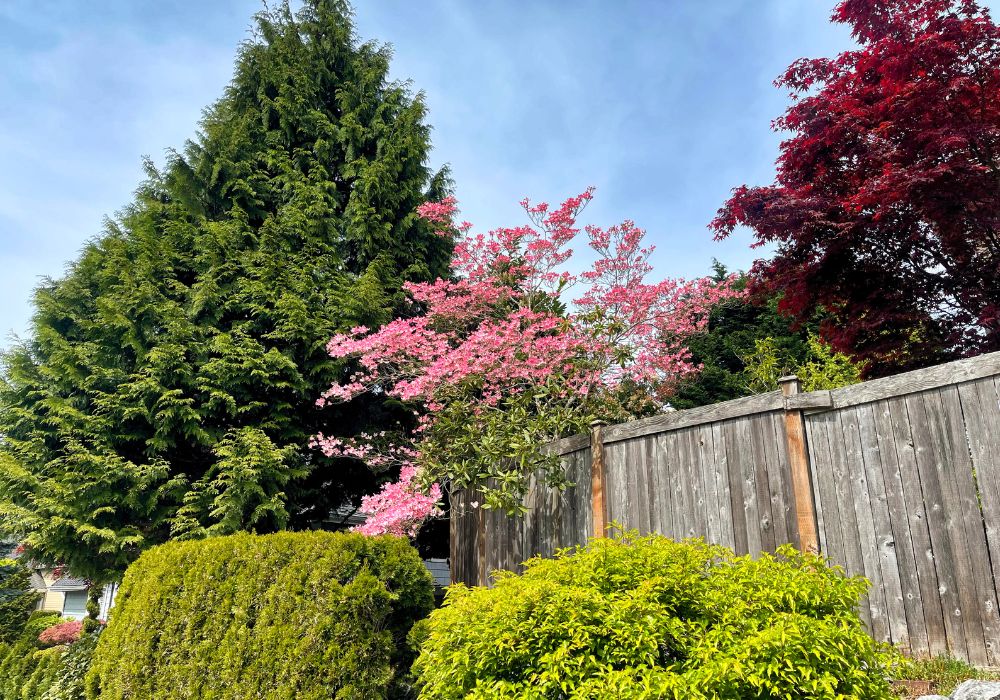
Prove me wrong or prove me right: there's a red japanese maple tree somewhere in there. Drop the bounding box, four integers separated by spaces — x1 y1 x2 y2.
712 0 1000 374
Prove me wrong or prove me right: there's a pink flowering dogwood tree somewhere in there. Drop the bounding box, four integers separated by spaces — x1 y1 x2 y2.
314 189 740 536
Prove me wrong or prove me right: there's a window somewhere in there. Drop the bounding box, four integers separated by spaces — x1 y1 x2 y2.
62 590 88 619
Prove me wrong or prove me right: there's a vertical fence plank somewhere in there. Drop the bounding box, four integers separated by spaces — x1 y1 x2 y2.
889 395 949 657
698 425 722 545
591 422 607 538
686 427 709 539
769 412 800 549
761 413 791 548
651 435 672 539
857 402 911 652
577 448 593 546
872 399 928 657
959 378 1000 665
749 414 777 553
805 413 836 559
642 436 660 537
842 406 891 642
906 392 969 660
731 417 760 556
711 422 736 550
667 430 686 538
936 386 997 665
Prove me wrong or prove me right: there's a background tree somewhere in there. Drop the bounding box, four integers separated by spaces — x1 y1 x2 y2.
0 559 38 645
317 192 739 534
0 0 452 582
670 263 863 409
712 0 1000 375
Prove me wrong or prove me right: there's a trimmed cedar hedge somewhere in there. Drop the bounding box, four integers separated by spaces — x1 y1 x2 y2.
0 612 63 700
85 531 434 700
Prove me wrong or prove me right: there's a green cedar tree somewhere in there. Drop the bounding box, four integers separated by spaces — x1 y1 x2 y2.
0 0 452 582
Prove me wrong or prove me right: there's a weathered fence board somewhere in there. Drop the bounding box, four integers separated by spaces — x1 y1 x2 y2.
450 350 1000 664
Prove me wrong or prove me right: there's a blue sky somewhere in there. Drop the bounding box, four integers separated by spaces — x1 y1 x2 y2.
2 1 994 346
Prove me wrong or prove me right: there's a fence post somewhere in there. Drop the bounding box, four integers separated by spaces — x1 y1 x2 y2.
590 420 608 538
779 376 820 554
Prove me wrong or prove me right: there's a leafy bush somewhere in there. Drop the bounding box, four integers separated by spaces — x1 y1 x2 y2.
41 630 101 700
0 558 40 644
742 333 863 395
38 621 83 647
0 611 63 700
413 531 900 699
86 531 434 700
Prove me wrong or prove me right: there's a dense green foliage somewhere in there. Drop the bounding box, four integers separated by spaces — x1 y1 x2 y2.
40 631 100 700
0 611 63 700
741 333 863 395
413 532 899 699
670 266 861 409
86 531 433 700
0 559 38 645
0 0 452 582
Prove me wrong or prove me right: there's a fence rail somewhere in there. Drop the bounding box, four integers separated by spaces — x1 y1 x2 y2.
450 350 1000 663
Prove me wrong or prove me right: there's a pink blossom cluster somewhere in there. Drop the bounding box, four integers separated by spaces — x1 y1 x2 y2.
319 189 742 536
353 467 443 538
311 432 418 472
38 620 83 646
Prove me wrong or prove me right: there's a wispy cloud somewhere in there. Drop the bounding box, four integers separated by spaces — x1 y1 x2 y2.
2 0 995 343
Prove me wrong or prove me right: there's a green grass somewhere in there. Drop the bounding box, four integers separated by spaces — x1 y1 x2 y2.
894 656 1000 696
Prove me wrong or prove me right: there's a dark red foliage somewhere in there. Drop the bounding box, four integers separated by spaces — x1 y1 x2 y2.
713 0 1000 374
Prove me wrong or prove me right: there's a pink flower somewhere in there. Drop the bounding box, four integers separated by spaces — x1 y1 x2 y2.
315 189 744 536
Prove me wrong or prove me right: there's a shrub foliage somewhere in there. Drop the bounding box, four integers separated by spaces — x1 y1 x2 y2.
0 611 64 700
0 559 39 645
86 531 433 700
413 532 899 699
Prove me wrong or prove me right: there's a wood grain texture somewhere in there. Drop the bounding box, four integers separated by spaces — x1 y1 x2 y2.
452 353 1000 665
603 391 784 443
827 351 1000 409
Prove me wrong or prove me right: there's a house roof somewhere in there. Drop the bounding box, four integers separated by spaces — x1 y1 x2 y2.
49 577 88 592
327 503 367 527
325 504 452 587
424 558 450 588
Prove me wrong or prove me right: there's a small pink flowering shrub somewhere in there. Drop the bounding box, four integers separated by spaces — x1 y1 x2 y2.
317 190 741 534
38 620 83 646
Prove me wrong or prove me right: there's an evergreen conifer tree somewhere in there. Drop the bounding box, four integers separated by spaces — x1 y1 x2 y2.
0 559 38 645
0 0 452 582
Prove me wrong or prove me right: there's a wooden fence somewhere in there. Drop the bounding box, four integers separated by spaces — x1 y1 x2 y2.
449 351 1000 664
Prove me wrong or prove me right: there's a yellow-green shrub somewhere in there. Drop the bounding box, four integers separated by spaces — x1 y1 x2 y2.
412 532 900 699
86 531 433 700
0 611 64 700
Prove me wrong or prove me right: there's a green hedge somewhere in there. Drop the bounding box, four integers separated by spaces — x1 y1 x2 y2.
412 532 900 699
86 531 433 700
0 611 64 700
